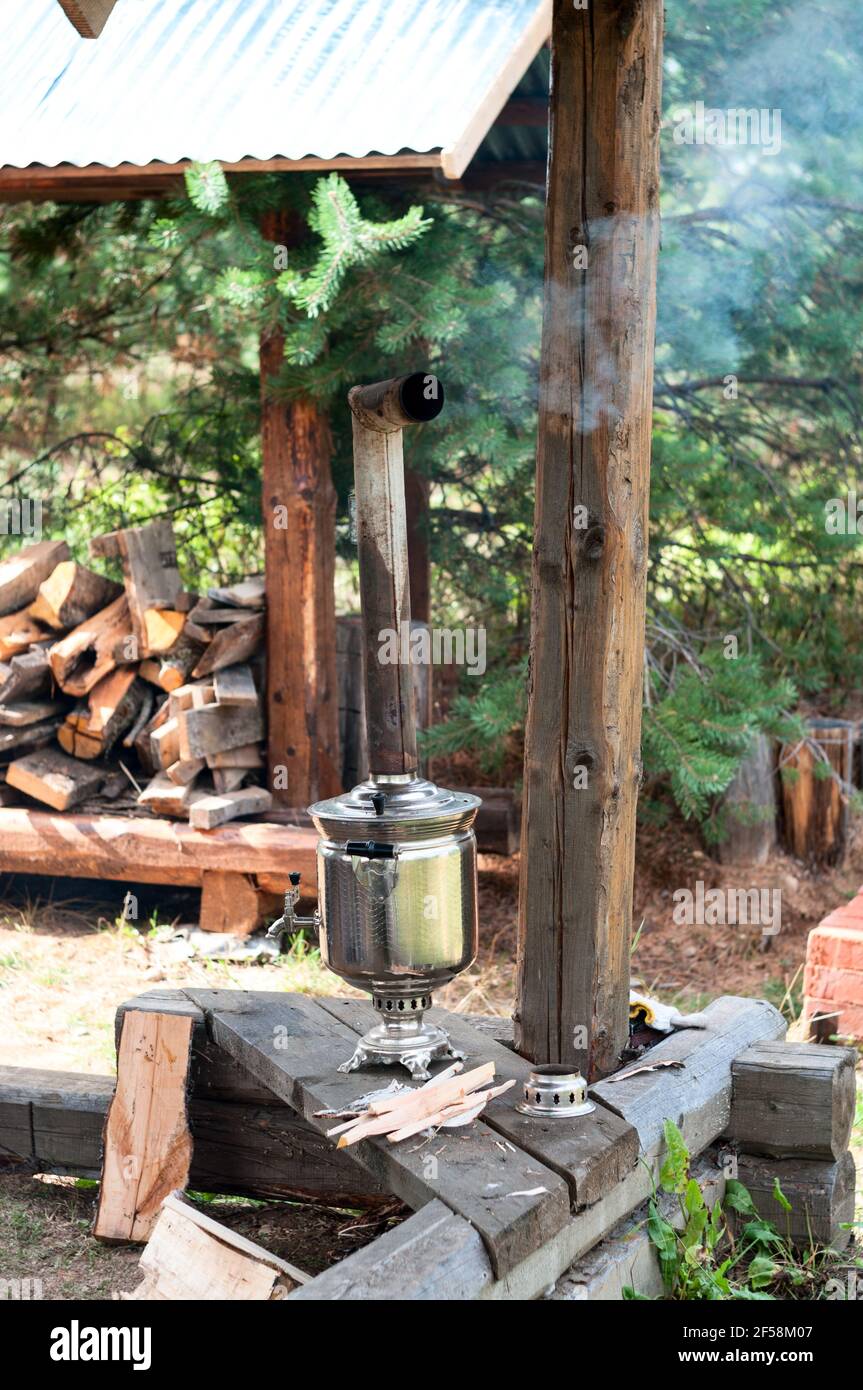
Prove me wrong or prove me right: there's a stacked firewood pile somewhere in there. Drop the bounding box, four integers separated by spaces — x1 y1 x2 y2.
0 523 271 828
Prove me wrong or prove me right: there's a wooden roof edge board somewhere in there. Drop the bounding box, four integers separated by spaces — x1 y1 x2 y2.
439 0 551 178
0 151 443 187
57 0 119 39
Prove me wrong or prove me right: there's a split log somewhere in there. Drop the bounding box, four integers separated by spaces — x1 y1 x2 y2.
180 703 264 759
0 700 65 727
207 578 265 609
58 668 144 760
6 747 106 810
139 632 203 692
0 609 46 660
94 1009 194 1243
727 1040 857 1161
189 786 272 830
0 719 62 763
206 743 263 770
142 609 186 655
166 757 205 787
0 643 53 703
191 613 264 679
730 1151 856 1252
718 733 777 865
49 594 133 696
123 1192 306 1299
138 772 203 819
0 539 69 616
780 719 854 865
28 560 122 631
212 664 257 706
150 717 181 770
91 521 183 659
211 768 248 794
187 606 253 626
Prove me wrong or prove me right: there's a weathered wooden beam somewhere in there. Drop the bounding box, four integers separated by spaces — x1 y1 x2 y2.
185 987 570 1280
591 997 786 1160
731 1151 856 1252
0 1065 386 1208
314 996 639 1211
0 806 317 887
56 0 118 39
515 0 664 1078
727 1040 858 1161
261 210 339 808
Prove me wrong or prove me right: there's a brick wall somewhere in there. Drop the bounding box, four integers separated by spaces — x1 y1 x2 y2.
804 893 863 1041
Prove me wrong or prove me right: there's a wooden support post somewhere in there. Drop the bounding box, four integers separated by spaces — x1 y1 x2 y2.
260 211 340 808
405 467 431 624
515 0 663 1078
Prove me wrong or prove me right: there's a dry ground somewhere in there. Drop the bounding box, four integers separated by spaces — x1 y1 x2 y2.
0 818 861 1298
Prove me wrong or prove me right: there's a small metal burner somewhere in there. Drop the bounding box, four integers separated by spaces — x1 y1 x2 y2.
516 1065 595 1118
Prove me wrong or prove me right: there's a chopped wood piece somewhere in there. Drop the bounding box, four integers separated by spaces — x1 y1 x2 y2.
139 631 203 692
94 1011 194 1244
728 1040 858 1161
199 869 264 935
123 1192 306 1299
91 520 183 657
138 772 203 819
212 664 257 706
6 747 106 810
57 668 144 760
180 703 264 759
0 644 52 703
187 606 253 626
49 594 133 696
0 540 69 617
0 609 46 660
28 560 122 631
0 700 66 727
207 577 265 610
166 757 205 787
143 608 186 655
212 767 248 794
183 619 212 646
0 719 62 763
122 687 155 748
189 786 272 830
191 613 264 679
151 717 181 770
206 742 263 770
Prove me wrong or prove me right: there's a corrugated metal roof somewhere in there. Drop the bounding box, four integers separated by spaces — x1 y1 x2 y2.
0 0 550 178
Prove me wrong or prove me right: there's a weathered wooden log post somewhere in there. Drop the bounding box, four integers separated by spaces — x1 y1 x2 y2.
260 211 340 807
515 0 664 1078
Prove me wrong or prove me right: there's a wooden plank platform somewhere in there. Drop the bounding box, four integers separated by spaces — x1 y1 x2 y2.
315 996 640 1210
184 988 572 1279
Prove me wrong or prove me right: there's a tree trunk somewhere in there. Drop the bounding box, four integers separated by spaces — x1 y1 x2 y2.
260 211 340 806
515 0 663 1080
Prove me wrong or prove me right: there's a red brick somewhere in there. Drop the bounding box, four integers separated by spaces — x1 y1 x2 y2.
831 898 863 924
804 962 863 1006
806 922 863 973
804 995 863 1040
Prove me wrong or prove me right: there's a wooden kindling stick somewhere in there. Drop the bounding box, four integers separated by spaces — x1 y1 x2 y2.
347 372 444 778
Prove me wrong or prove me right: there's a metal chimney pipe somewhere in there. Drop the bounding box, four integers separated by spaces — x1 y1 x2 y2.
347 372 444 777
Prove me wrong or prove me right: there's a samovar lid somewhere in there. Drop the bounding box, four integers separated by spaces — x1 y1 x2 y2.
308 775 480 841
